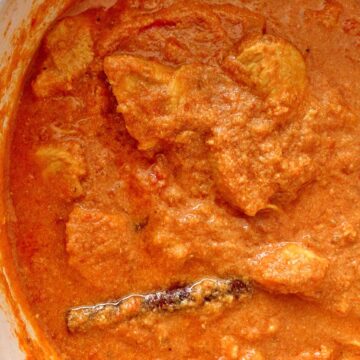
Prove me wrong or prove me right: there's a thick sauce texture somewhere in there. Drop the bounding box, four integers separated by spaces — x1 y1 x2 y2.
9 0 360 359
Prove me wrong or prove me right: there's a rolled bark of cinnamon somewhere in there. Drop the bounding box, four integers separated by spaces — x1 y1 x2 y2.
67 278 252 333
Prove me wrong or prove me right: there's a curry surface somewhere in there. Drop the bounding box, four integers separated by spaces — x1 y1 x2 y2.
9 0 360 359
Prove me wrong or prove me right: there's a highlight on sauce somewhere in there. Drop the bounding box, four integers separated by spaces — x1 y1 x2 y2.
8 0 360 359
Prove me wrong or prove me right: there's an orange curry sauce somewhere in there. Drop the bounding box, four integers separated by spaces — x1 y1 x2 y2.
9 0 360 359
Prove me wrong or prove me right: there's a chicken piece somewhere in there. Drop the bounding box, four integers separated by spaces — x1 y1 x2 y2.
66 206 141 291
210 125 281 217
104 55 246 149
32 15 94 98
35 143 86 199
249 243 329 295
145 199 254 273
209 114 317 216
223 35 307 117
104 55 175 150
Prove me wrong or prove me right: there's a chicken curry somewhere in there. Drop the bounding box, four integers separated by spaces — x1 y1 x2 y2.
9 0 360 359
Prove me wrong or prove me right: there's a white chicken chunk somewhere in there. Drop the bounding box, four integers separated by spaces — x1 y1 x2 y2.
104 55 175 150
249 243 329 295
223 34 307 117
32 15 94 98
35 143 86 199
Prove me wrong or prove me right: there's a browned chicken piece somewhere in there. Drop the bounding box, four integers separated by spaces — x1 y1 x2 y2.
248 243 329 295
35 143 87 200
66 206 142 291
97 1 264 65
223 34 307 117
32 15 94 98
67 278 251 333
104 54 249 150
